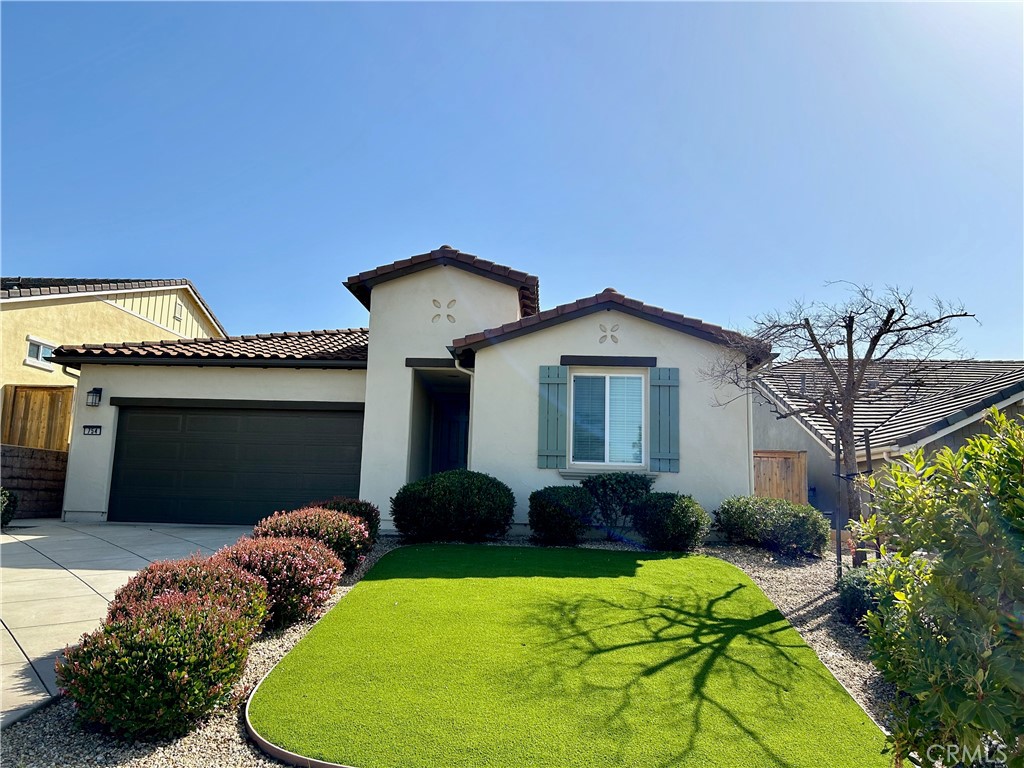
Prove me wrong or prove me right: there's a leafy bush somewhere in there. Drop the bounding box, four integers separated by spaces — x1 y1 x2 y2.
836 566 878 628
580 472 654 531
760 502 830 556
391 470 514 543
307 497 381 542
715 496 829 556
853 409 1024 767
215 536 344 629
714 496 768 544
107 554 267 630
1 487 18 528
632 492 711 552
528 485 595 545
56 591 256 739
255 506 371 572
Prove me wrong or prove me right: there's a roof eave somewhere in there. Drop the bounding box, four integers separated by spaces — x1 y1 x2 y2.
50 356 367 371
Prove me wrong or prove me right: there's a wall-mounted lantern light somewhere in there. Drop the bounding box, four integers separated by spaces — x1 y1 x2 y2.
86 388 103 407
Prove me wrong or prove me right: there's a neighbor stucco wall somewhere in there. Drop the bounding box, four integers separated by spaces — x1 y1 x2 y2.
469 308 754 520
358 266 523 514
0 290 219 389
63 364 367 517
751 392 838 513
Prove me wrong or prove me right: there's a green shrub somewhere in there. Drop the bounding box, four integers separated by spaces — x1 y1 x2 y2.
836 566 878 628
580 472 654 531
255 506 371 571
1 487 18 528
108 554 268 630
632 492 711 552
215 536 344 628
715 496 829 556
761 502 830 556
56 591 257 739
391 470 514 543
853 409 1024 766
714 496 768 544
307 497 381 542
528 485 595 545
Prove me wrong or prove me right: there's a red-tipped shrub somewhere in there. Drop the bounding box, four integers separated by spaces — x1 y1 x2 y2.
254 507 371 572
57 592 256 740
108 554 268 631
214 536 343 628
307 497 381 542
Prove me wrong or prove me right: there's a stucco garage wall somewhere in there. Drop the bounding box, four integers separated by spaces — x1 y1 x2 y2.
469 309 754 520
358 266 523 514
63 365 367 518
752 392 838 513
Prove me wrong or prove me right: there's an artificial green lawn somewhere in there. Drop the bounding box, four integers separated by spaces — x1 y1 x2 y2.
248 545 888 768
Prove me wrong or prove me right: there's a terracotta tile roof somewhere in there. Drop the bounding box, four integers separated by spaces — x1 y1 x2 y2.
344 245 540 318
757 359 1024 453
451 287 766 363
0 277 227 336
50 328 369 369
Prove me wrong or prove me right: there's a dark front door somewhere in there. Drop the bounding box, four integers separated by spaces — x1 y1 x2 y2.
108 405 363 525
430 393 469 474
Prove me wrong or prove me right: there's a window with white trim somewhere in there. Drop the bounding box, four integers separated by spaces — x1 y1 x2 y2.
571 374 644 464
24 336 56 371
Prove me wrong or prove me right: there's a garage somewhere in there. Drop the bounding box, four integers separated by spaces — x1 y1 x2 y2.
108 402 363 525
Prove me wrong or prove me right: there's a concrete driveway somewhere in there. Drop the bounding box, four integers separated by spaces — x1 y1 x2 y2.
0 519 251 727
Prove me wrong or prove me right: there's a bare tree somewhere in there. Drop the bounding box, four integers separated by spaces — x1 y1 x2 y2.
708 283 974 569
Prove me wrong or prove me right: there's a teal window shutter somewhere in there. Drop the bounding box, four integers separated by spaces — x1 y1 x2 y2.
649 368 680 472
538 365 568 468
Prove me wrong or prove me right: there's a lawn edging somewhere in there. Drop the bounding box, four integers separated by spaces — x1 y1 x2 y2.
245 676 356 768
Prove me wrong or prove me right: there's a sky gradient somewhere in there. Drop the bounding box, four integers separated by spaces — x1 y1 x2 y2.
3 2 1021 358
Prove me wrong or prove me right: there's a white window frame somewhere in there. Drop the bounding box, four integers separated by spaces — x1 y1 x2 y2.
569 371 646 467
24 334 57 372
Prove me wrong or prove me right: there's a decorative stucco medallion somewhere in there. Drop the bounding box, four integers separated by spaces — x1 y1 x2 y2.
599 323 620 344
432 299 457 324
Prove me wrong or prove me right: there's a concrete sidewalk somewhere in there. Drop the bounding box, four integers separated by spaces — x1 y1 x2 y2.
0 519 251 727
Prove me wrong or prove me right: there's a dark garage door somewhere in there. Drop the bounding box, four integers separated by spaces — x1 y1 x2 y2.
108 404 363 525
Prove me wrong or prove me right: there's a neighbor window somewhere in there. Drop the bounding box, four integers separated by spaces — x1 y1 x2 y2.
571 374 643 464
24 336 56 371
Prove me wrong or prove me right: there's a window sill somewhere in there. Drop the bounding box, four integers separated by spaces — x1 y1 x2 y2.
23 358 54 372
558 467 656 480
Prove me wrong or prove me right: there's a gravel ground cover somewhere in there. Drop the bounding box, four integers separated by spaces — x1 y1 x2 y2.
1 535 892 768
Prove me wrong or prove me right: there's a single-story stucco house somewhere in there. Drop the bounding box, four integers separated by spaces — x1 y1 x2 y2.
51 246 766 529
754 358 1024 514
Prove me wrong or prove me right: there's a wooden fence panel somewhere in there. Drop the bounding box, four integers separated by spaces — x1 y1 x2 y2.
753 450 808 505
1 385 75 452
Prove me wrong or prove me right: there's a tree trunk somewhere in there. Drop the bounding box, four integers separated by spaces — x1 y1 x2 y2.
837 414 865 566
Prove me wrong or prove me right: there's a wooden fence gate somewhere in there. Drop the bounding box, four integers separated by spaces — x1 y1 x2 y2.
1 385 75 451
753 450 808 505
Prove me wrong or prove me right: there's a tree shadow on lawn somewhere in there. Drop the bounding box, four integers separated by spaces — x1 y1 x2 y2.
523 583 836 768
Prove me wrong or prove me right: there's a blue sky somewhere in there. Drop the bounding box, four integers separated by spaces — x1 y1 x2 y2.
3 2 1021 358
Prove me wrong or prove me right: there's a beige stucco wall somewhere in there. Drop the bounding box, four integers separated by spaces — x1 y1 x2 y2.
752 392 839 513
1 289 220 389
470 309 754 520
63 364 367 518
358 266 523 513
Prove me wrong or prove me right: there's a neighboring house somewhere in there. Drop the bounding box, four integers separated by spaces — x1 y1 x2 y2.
0 277 226 516
753 359 1024 514
50 246 765 528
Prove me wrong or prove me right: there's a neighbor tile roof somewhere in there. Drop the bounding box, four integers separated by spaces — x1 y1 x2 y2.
345 245 540 318
757 359 1024 453
451 287 767 363
1 277 226 336
50 329 369 368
